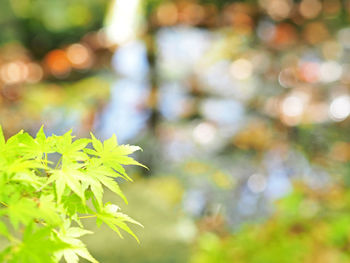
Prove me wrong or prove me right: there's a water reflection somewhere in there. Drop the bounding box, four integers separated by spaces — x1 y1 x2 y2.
98 41 150 142
96 23 340 224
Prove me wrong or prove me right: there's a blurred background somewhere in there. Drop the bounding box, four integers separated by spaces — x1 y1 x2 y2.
1 0 350 262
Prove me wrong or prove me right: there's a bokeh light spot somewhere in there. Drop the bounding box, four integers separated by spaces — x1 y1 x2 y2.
67 43 92 69
247 173 267 193
45 49 71 77
0 61 28 84
230 59 253 80
282 95 304 117
329 95 350 121
193 122 216 145
299 0 322 19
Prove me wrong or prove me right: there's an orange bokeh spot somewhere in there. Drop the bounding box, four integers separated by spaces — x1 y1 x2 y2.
45 49 71 77
272 23 298 48
299 62 320 83
156 2 178 26
323 0 341 16
66 43 92 69
180 3 205 25
303 22 329 44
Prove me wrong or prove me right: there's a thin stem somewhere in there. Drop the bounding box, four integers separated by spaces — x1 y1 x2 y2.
9 235 21 244
0 201 8 207
41 152 48 166
79 215 96 219
55 157 62 169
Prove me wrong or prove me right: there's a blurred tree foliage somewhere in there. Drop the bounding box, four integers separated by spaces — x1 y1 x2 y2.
0 0 108 57
191 183 350 263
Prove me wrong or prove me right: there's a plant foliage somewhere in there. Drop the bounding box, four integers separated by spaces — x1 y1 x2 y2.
0 126 145 263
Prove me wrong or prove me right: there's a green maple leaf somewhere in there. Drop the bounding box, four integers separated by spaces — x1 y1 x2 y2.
56 226 98 263
62 194 88 217
0 126 145 261
85 133 147 182
7 159 45 177
52 131 90 162
8 225 68 263
11 171 46 190
38 194 62 226
17 127 54 160
48 168 85 203
96 203 143 243
85 165 127 207
6 198 39 229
